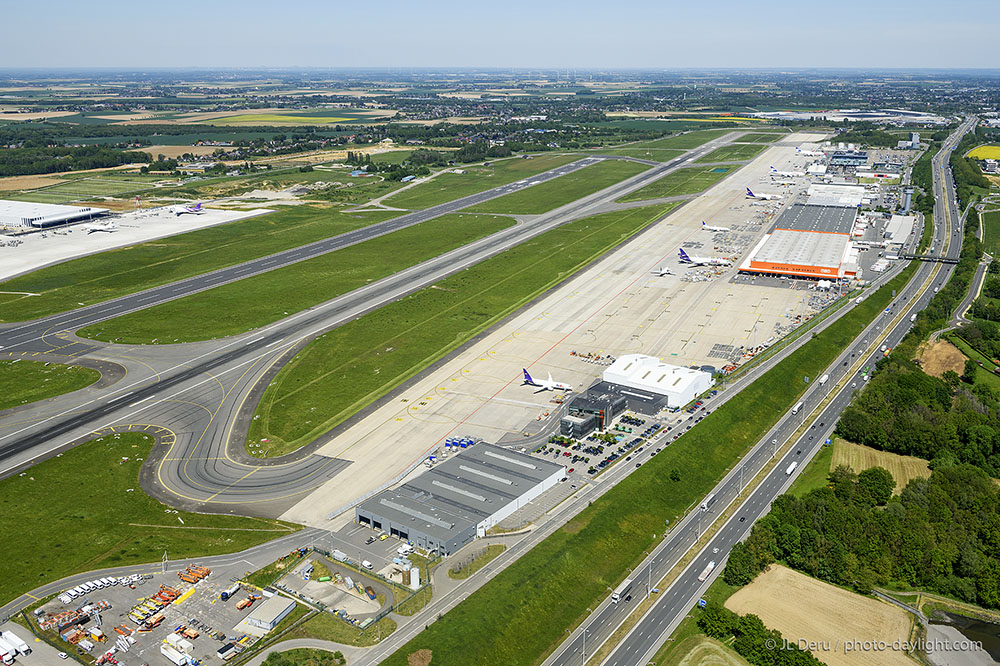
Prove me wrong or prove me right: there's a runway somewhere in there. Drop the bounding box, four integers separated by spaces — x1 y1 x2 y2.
0 131 739 517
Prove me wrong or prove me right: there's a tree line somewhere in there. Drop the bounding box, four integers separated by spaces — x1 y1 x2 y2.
698 603 824 666
0 144 151 177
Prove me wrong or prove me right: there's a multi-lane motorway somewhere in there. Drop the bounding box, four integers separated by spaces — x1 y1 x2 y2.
0 132 738 517
542 118 976 666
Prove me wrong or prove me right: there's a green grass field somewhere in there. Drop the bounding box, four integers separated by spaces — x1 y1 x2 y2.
624 128 735 151
0 207 400 322
78 213 513 344
787 440 835 497
377 261 919 666
284 612 396 647
0 359 101 412
382 154 581 210
617 166 735 202
737 132 783 143
247 203 677 457
981 210 1000 257
464 160 649 215
696 143 768 163
0 432 298 607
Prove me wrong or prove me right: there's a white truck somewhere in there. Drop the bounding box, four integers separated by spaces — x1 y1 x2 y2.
612 578 634 603
697 561 716 582
786 461 799 475
818 374 829 385
0 632 29 656
910 313 917 322
0 638 15 665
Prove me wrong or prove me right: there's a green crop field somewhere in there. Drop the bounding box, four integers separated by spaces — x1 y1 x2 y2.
696 143 767 163
617 165 735 202
78 214 514 344
981 210 1000 256
0 207 400 322
0 359 100 412
737 132 783 143
377 261 919 666
0 432 298 607
382 154 581 210
247 203 678 457
465 160 649 215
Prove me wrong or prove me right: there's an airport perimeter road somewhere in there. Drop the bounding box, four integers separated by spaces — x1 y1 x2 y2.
542 122 973 666
0 132 743 515
583 118 974 666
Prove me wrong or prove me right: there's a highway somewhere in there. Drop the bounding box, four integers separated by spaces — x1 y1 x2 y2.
541 118 976 666
0 131 739 517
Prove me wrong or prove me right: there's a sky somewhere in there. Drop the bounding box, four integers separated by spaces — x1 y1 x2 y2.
4 0 998 70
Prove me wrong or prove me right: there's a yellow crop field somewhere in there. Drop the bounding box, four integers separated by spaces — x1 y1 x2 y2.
210 113 351 125
968 145 1000 160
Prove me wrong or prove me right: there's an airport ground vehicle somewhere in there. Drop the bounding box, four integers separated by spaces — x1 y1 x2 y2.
220 583 241 601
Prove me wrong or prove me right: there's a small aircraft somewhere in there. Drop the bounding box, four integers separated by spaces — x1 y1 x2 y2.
81 221 118 234
769 166 804 178
678 248 731 266
650 266 674 276
170 202 205 216
796 147 825 157
745 187 782 201
522 368 572 393
701 221 730 232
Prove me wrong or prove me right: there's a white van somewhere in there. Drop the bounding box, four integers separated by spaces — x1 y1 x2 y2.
362 560 374 570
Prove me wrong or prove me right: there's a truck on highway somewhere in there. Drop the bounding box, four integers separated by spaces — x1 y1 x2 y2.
818 374 829 385
612 578 634 603
910 313 917 322
697 561 716 583
786 462 798 475
700 493 717 511
791 401 804 415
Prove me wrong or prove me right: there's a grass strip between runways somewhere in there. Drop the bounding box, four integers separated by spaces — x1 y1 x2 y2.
0 359 100 412
378 263 919 666
77 214 514 344
248 203 679 457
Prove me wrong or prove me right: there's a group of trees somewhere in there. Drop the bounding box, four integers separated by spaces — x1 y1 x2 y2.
0 144 151 177
723 464 1000 608
950 133 992 205
698 603 823 666
959 318 1000 360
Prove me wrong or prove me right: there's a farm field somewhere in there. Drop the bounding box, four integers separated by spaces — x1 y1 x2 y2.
382 153 581 210
464 160 649 215
981 210 1000 257
831 438 931 494
0 207 400 322
0 359 100 412
0 432 298 608
210 113 352 125
695 143 767 163
78 214 514 343
617 166 735 202
968 145 1000 160
726 565 914 666
247 203 677 457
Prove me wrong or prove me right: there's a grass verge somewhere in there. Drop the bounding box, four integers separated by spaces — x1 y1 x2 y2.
383 154 581 210
377 260 918 666
283 612 396 647
617 166 735 202
0 206 400 322
695 143 767 163
447 545 506 580
982 210 1000 257
0 432 299 608
247 203 678 456
786 440 835 498
396 585 433 616
78 214 513 343
648 577 744 666
0 359 100 412
262 647 345 666
465 160 649 215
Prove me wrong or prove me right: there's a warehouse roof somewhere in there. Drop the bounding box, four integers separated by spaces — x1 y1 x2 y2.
0 200 109 227
751 229 850 270
806 184 866 209
603 354 711 397
356 443 563 542
772 203 856 235
247 596 296 625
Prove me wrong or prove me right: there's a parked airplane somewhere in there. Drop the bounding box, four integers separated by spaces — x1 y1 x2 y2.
522 368 572 392
81 221 118 234
770 166 805 178
796 147 824 157
171 203 205 216
650 266 674 276
745 187 782 201
678 248 731 266
701 221 730 232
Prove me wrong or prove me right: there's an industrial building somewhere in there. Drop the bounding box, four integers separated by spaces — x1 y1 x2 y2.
0 200 109 229
602 354 714 408
355 443 563 555
829 150 868 168
560 390 627 438
245 596 296 631
883 215 915 246
739 203 860 280
806 184 866 208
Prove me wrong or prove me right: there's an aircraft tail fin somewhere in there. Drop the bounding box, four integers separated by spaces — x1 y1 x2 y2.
522 368 534 384
679 248 691 262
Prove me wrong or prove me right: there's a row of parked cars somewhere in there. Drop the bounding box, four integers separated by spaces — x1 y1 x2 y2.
59 574 144 603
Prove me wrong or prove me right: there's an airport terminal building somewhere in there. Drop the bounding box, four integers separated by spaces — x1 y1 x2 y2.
355 443 563 555
0 200 109 230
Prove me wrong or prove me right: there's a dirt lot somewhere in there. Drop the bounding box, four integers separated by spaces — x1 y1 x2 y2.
0 164 144 191
725 565 914 666
832 439 931 494
917 339 967 378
